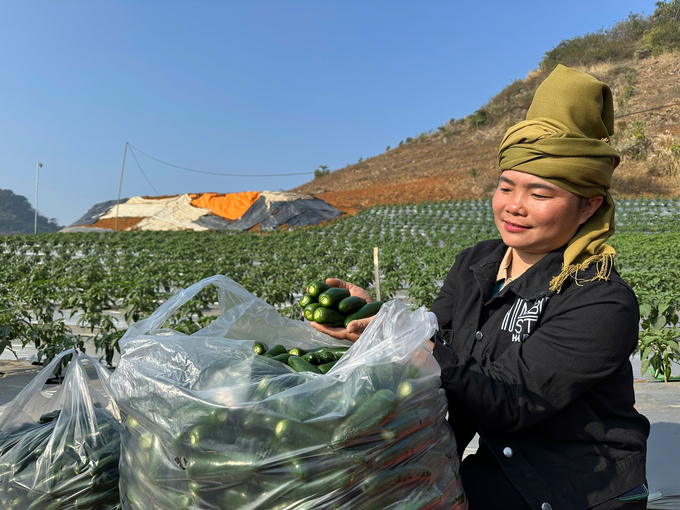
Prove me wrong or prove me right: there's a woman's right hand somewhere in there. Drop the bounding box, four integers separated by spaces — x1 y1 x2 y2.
309 278 375 343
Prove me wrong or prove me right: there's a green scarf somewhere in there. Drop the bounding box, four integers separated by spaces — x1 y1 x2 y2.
497 65 621 293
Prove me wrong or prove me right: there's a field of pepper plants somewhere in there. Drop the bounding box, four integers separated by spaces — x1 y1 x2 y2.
1 197 679 379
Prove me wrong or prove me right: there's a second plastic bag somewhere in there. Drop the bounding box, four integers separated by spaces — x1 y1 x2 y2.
109 275 466 509
0 351 121 510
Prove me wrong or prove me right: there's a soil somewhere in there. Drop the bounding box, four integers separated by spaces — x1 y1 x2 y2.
292 52 680 214
88 217 145 231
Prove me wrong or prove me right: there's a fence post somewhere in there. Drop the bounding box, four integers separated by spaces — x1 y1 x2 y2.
373 247 381 302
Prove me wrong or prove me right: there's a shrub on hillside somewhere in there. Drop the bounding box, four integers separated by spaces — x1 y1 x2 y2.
647 132 680 184
542 27 635 71
641 21 680 56
595 63 638 115
467 108 488 129
614 120 652 161
540 4 679 70
472 69 547 129
314 165 330 179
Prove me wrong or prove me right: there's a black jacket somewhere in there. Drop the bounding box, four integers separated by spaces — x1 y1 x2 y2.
431 239 649 510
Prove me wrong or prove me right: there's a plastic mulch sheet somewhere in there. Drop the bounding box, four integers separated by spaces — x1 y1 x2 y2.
226 197 342 231
69 199 127 227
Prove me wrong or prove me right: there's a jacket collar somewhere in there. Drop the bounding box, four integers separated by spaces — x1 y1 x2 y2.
471 240 564 302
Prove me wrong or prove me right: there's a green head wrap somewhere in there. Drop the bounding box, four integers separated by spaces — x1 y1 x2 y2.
497 64 621 293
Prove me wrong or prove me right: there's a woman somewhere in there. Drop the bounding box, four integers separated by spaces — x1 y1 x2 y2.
311 65 650 509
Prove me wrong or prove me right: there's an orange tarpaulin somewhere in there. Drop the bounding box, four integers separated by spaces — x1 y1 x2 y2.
190 192 260 220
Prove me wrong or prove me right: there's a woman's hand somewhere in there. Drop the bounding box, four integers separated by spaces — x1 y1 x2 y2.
311 316 375 343
310 278 375 343
323 278 374 303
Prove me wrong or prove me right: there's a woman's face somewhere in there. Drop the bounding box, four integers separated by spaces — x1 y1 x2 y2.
492 170 593 256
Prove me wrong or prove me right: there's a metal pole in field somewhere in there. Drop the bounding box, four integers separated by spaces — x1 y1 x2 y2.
114 142 129 232
34 162 43 234
373 246 381 302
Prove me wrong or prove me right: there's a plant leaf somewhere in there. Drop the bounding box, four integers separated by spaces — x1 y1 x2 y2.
639 302 652 318
0 324 12 340
641 359 651 376
654 316 667 330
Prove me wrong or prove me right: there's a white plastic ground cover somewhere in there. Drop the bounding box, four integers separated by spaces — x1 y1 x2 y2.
109 275 467 509
0 351 121 509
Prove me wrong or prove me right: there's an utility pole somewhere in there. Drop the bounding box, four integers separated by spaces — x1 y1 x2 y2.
34 162 43 234
115 142 128 232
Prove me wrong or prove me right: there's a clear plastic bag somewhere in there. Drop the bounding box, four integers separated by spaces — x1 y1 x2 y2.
0 350 121 510
110 275 467 509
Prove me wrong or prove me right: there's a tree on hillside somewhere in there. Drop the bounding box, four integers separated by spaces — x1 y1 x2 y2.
643 0 680 55
314 165 330 179
653 0 680 22
0 189 62 235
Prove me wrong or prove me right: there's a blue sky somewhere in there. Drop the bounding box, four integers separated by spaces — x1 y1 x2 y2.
0 1 659 226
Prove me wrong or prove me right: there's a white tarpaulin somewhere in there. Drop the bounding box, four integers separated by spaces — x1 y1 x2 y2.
66 192 343 232
100 195 212 231
260 191 313 210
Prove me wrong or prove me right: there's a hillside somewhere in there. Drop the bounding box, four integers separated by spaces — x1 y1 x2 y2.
0 189 63 235
293 5 680 214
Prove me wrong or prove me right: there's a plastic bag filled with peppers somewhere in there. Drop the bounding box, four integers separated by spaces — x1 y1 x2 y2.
109 275 467 510
0 351 122 510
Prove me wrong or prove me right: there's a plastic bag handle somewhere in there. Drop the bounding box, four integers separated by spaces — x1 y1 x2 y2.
0 349 75 427
64 354 120 421
121 275 264 342
72 353 113 385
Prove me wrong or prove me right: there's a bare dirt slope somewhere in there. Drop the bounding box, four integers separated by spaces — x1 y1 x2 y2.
292 52 680 214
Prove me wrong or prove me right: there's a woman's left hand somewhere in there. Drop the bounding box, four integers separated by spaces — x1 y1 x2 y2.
308 277 375 343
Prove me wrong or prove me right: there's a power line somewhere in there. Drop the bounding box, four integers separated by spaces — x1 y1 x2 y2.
128 146 160 195
615 102 680 119
128 144 315 177
40 184 99 201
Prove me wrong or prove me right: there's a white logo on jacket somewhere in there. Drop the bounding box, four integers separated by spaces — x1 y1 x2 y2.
501 297 549 342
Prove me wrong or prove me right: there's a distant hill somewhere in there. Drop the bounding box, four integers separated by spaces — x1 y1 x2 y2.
292 2 680 213
0 189 63 235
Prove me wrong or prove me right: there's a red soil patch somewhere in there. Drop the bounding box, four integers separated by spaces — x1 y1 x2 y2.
87 217 145 231
141 194 180 200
